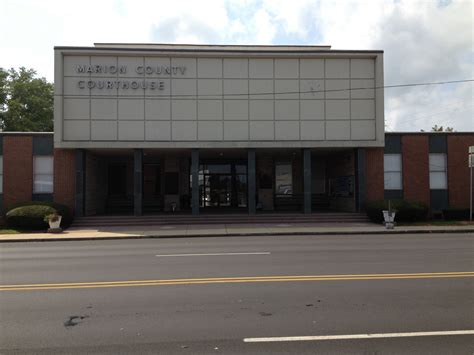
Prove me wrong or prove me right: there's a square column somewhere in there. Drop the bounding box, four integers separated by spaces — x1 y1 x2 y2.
134 149 143 216
191 149 199 215
355 148 366 212
248 149 256 214
303 148 312 214
75 149 85 217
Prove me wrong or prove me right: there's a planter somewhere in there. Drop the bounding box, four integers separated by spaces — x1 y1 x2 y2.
382 210 396 229
47 216 62 233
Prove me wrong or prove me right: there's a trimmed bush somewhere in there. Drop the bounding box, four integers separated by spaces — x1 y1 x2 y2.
442 208 471 220
5 201 73 229
366 199 429 224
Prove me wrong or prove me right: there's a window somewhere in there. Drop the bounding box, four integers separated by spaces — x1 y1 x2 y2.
384 154 402 190
33 156 54 193
0 156 3 194
429 153 447 189
275 162 293 195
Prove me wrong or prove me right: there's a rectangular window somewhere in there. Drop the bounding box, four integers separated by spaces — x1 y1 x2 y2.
429 153 447 189
0 156 3 194
275 162 293 195
33 156 54 193
384 154 402 190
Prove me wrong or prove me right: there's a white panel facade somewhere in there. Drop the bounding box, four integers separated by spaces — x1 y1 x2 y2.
55 45 384 148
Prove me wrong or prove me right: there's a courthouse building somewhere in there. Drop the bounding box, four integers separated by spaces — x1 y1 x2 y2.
0 44 472 217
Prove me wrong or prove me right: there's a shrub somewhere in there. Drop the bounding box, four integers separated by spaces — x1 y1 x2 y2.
5 201 73 229
442 208 471 220
366 199 429 224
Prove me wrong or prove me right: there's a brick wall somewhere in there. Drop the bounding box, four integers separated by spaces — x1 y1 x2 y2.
447 135 474 208
402 135 430 205
3 136 33 208
365 147 384 203
53 149 75 213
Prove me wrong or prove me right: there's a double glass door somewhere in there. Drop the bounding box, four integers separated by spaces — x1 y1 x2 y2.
198 162 247 209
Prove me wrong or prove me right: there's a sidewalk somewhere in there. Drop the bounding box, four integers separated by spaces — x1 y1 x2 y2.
0 222 473 242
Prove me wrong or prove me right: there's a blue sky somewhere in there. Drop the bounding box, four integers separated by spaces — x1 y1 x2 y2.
0 0 472 131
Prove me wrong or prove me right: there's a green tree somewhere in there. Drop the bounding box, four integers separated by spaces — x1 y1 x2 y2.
0 67 53 131
431 124 454 132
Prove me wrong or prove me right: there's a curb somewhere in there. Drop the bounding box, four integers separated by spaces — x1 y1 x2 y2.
1 228 473 243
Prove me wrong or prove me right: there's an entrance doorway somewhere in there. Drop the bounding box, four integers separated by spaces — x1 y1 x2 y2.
197 162 247 210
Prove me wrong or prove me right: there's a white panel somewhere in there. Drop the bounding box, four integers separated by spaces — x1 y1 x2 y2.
275 59 298 78
223 100 249 120
300 100 324 120
326 100 350 119
171 100 197 120
249 59 274 78
64 55 90 76
223 79 248 99
63 77 89 96
249 100 274 120
275 80 299 99
172 79 197 97
326 80 350 99
351 100 375 119
118 121 144 140
144 57 171 76
325 59 350 79
117 81 145 96
145 100 171 120
351 59 375 78
384 172 402 190
172 121 197 140
198 100 222 120
249 80 273 99
300 121 325 140
171 58 196 78
91 121 116 141
117 57 144 77
275 100 299 120
198 79 222 98
430 172 447 189
145 78 171 97
90 77 119 97
197 58 222 78
224 121 248 140
275 121 300 140
34 156 54 174
90 56 118 77
250 121 274 140
64 98 90 120
384 154 402 172
326 121 350 140
198 121 223 140
429 154 447 172
351 79 375 99
300 59 324 78
91 98 117 120
223 58 248 78
300 79 324 99
351 120 375 140
64 121 90 140
118 99 144 120
145 121 171 141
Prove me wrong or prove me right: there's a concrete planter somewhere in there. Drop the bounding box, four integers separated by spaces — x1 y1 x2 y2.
382 210 396 229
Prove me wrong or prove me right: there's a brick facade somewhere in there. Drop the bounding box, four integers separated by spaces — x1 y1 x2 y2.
3 136 33 208
402 135 430 205
53 148 75 213
447 135 474 208
365 147 384 203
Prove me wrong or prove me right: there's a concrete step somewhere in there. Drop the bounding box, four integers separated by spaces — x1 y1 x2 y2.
71 213 370 227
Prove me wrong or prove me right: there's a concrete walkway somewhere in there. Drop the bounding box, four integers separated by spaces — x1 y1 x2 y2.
0 222 473 242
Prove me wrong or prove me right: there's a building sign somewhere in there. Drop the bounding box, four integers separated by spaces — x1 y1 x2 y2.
75 64 187 91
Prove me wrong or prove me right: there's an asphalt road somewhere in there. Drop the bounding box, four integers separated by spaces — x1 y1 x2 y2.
0 233 473 354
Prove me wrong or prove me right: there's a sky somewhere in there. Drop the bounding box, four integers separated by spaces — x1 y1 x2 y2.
0 0 472 132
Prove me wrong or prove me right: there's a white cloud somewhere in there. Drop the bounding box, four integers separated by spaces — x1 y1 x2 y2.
0 0 471 131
